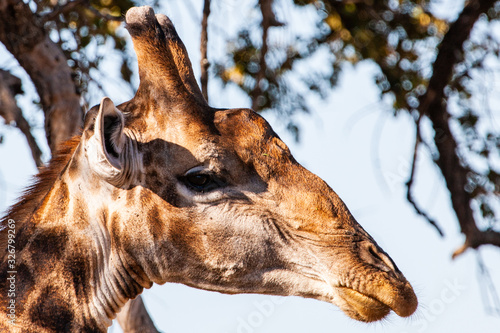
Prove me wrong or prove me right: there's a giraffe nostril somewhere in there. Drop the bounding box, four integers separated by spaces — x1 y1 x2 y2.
363 242 399 273
368 245 384 263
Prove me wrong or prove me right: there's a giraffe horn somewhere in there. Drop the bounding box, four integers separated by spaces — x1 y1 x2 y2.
155 14 207 106
125 6 207 106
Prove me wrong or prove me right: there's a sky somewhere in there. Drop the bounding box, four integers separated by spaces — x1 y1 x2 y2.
1 1 500 333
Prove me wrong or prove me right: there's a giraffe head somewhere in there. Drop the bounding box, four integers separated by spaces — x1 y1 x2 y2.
80 6 417 323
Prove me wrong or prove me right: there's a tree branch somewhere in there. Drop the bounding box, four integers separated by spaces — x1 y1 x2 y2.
417 0 500 257
252 0 283 111
41 0 87 23
0 0 83 152
87 4 124 22
0 69 43 167
406 114 444 237
200 0 210 102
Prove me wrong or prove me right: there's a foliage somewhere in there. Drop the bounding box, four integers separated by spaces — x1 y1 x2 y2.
447 6 500 228
33 0 135 96
0 0 498 247
213 0 499 236
214 1 446 129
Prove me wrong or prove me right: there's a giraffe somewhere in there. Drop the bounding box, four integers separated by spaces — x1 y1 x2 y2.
0 6 417 332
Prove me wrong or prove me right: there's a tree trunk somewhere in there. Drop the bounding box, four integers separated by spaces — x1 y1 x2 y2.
0 0 82 153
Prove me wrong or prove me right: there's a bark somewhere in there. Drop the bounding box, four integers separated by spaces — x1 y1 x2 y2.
417 0 500 257
200 0 211 102
0 0 82 153
0 70 43 167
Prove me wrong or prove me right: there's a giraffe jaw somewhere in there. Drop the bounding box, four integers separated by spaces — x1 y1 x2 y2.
335 287 391 322
334 285 417 322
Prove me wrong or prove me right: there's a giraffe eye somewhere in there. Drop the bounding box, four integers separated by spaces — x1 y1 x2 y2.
181 166 227 193
181 172 223 192
186 174 211 188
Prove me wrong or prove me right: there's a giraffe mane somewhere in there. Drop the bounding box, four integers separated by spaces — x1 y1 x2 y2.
0 136 81 259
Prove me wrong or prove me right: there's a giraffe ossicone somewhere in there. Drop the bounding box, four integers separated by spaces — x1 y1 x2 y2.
0 6 417 332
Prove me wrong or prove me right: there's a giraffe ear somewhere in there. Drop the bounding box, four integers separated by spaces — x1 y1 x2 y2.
85 97 126 181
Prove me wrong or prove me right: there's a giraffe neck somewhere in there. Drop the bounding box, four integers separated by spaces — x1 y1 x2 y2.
0 167 152 332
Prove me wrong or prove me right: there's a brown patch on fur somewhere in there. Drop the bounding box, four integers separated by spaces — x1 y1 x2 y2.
14 262 35 314
126 186 137 202
158 183 181 206
29 285 74 331
142 150 153 168
109 211 122 248
146 169 161 189
64 254 91 301
111 188 122 201
146 206 165 243
0 136 81 260
30 228 69 266
73 197 90 230
0 260 34 315
139 187 153 205
53 181 70 217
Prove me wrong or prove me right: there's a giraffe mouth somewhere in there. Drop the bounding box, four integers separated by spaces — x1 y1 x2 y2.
336 287 391 322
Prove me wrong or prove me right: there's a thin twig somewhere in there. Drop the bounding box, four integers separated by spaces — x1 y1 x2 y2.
406 114 445 237
200 0 211 102
252 0 284 111
42 0 123 22
370 110 390 194
476 251 500 316
41 0 88 23
87 6 124 22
